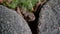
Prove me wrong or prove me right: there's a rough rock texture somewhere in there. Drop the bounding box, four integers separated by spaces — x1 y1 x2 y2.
0 5 32 34
38 0 60 34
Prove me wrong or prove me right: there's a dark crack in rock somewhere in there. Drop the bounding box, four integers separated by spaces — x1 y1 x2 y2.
0 5 32 34
38 0 60 34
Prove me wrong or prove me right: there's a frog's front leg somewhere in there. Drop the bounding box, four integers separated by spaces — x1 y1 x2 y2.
16 7 23 17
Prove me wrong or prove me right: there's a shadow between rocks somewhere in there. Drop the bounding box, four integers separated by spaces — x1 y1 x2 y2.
27 1 48 34
28 4 43 34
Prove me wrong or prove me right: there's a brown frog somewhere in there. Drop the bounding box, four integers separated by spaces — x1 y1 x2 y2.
16 7 35 21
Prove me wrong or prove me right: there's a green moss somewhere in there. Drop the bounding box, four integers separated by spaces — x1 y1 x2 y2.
20 0 39 11
2 0 40 11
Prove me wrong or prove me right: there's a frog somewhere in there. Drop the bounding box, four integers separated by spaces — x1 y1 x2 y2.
16 7 35 21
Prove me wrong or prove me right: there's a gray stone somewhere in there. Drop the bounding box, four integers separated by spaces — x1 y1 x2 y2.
38 0 60 34
0 5 32 34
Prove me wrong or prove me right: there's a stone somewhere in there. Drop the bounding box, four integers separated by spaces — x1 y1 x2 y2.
38 0 60 34
0 5 32 34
